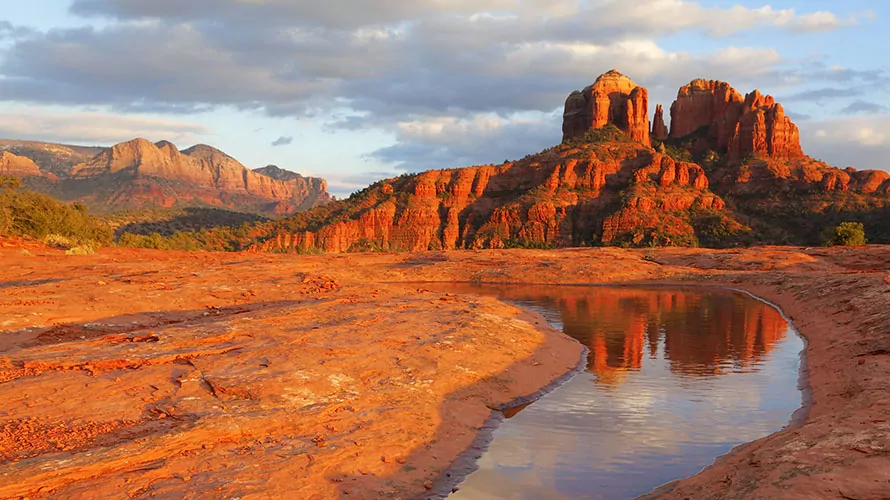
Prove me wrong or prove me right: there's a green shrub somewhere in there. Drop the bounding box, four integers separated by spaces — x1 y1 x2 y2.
66 243 98 255
823 222 867 246
0 178 112 245
43 233 77 250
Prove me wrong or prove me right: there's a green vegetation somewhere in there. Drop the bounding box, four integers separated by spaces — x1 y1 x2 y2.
503 238 554 250
347 238 387 253
563 124 632 148
655 141 694 163
0 176 112 249
693 210 753 248
116 223 257 252
823 222 867 247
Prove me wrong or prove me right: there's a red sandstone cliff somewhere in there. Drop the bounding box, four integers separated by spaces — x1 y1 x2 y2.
652 105 669 142
258 137 727 253
668 79 803 161
563 70 651 146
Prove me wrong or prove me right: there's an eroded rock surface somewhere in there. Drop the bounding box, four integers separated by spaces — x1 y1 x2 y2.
562 70 651 146
0 152 43 178
668 79 804 161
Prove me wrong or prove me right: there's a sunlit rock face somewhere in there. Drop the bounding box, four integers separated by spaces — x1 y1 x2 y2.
669 79 804 161
562 70 651 146
0 152 43 178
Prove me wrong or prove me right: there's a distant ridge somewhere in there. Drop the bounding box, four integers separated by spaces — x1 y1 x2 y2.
1 137 331 215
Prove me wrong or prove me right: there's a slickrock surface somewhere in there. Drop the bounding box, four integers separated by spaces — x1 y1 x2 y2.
1 240 889 499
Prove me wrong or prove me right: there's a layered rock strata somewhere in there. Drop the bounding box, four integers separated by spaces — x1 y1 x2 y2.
563 70 651 146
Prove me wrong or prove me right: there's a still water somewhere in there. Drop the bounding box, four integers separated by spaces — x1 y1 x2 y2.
444 285 804 500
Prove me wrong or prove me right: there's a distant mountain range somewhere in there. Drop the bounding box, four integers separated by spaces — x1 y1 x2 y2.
0 138 331 216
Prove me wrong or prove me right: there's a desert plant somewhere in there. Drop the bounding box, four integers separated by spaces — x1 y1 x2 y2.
823 222 867 246
66 243 98 255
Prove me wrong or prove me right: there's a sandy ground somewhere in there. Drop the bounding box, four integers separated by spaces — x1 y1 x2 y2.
1 239 888 499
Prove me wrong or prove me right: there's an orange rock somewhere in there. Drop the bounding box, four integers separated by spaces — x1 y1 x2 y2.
669 81 804 161
66 139 330 214
562 70 651 146
0 151 43 177
651 104 669 142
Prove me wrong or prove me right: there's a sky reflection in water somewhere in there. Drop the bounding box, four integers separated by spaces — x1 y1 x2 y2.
445 285 803 500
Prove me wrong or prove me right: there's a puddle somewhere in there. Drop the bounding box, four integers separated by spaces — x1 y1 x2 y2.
438 284 804 500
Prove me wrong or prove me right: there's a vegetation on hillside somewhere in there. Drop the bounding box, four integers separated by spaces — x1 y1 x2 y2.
0 176 113 249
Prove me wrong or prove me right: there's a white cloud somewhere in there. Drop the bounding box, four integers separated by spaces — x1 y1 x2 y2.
801 115 890 171
0 108 210 145
787 11 849 33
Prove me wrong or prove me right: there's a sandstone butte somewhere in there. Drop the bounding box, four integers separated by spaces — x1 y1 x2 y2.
3 138 331 215
563 69 651 146
0 240 889 499
254 71 890 255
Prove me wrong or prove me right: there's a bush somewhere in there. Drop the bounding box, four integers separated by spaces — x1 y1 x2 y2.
66 243 98 255
0 177 112 245
823 222 867 246
43 234 77 250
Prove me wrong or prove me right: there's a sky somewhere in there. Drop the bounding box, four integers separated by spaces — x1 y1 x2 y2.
0 1 887 197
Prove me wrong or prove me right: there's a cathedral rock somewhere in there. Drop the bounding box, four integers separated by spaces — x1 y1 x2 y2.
562 70 651 146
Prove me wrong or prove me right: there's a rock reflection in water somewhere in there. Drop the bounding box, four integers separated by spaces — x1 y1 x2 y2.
440 285 802 500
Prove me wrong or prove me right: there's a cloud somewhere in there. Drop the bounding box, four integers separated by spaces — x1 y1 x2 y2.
802 115 890 171
0 1 881 175
841 100 888 115
0 108 210 145
784 87 864 102
787 11 860 34
271 136 293 147
368 112 560 172
0 2 867 118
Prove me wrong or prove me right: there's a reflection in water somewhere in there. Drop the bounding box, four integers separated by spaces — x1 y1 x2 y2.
439 285 803 500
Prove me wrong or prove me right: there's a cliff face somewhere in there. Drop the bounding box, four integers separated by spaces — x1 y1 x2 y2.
563 70 651 146
668 80 803 161
5 138 333 215
0 152 44 178
253 165 332 209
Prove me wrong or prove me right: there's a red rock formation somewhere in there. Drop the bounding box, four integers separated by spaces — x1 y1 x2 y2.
669 80 803 161
0 152 42 177
727 91 803 161
67 139 330 214
257 138 726 253
670 79 744 149
563 70 651 146
651 104 669 142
